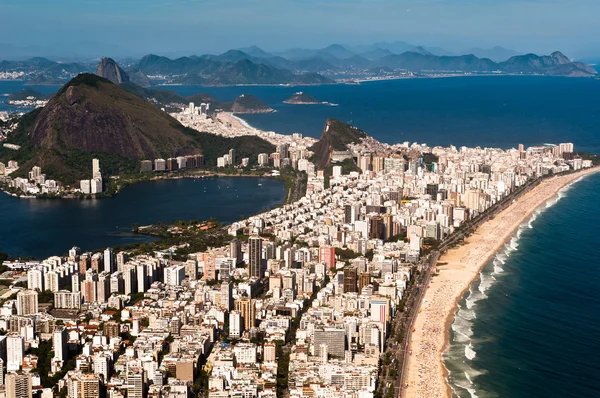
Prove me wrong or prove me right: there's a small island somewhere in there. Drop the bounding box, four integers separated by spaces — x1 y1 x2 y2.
284 91 322 104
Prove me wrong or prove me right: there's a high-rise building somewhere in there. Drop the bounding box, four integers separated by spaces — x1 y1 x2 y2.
229 239 242 264
97 273 110 303
369 216 384 240
126 370 145 398
104 321 120 340
116 252 128 272
343 266 358 293
319 246 336 270
92 159 101 179
103 248 114 273
229 310 242 338
16 290 38 316
6 371 32 398
220 282 233 311
6 335 23 372
201 252 216 281
67 371 102 398
228 149 236 166
54 291 81 309
359 272 371 293
26 268 44 291
164 265 185 286
53 326 68 363
314 328 346 359
136 264 147 293
248 236 263 279
235 297 256 331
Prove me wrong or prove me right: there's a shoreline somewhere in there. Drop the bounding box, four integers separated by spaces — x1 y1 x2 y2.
403 167 600 398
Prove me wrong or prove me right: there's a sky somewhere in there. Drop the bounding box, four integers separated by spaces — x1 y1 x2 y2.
1 0 600 59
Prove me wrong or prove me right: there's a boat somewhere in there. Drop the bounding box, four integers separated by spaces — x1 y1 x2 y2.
258 183 263 186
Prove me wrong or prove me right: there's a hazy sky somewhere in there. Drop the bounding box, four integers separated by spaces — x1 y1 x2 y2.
1 0 599 58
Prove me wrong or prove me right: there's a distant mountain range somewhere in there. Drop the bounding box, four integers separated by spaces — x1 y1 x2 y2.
0 43 596 87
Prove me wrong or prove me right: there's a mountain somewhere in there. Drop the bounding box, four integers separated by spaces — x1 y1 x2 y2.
498 52 597 76
128 69 153 88
118 82 188 107
96 57 153 88
375 50 596 76
360 48 394 61
136 55 332 86
290 56 338 72
319 44 356 60
310 119 367 169
379 52 496 71
464 46 521 62
0 74 275 184
293 73 335 85
95 57 129 84
237 46 273 58
410 46 434 56
231 94 273 114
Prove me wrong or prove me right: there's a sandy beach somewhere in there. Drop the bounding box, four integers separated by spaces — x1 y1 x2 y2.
403 167 600 398
217 112 250 130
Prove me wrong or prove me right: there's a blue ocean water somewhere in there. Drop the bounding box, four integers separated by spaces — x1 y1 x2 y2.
0 177 284 259
3 77 600 151
0 81 60 113
161 76 600 152
445 172 600 398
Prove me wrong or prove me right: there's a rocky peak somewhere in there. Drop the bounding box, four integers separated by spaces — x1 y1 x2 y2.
96 57 130 84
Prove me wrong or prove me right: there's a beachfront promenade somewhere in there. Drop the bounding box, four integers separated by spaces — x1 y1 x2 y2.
402 167 600 398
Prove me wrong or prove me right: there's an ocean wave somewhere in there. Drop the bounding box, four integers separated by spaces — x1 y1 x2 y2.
478 272 495 295
465 343 477 360
446 176 593 398
452 315 474 343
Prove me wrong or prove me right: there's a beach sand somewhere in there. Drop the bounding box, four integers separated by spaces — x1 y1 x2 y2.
217 112 250 130
403 167 600 398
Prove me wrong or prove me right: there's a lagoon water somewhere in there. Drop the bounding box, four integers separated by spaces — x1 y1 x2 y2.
0 177 285 259
2 76 600 396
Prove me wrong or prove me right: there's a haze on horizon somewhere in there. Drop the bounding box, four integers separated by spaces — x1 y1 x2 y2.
1 0 600 60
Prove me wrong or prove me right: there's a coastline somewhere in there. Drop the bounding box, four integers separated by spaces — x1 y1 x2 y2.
403 167 600 398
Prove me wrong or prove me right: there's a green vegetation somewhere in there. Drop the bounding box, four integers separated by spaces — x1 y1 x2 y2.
38 290 54 304
575 152 600 166
335 247 362 261
284 93 319 104
310 118 367 169
30 339 78 389
0 74 275 186
231 94 273 113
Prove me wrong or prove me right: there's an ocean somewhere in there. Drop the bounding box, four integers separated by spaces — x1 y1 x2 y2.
444 172 600 398
1 76 600 396
159 76 600 153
